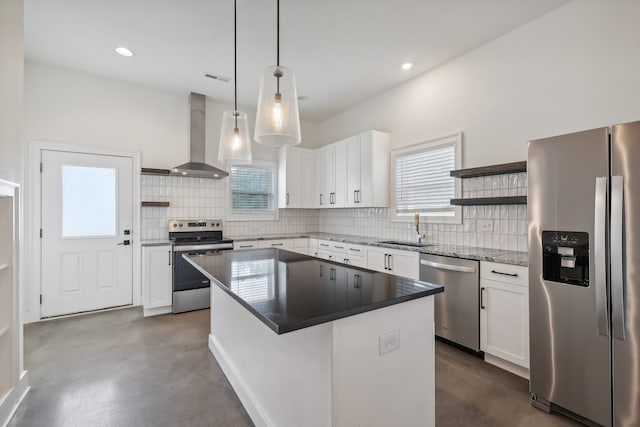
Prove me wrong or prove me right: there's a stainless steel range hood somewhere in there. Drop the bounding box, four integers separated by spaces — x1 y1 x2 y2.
171 93 229 179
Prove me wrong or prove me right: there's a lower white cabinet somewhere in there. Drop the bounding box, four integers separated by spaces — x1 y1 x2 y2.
366 247 419 280
142 244 173 317
480 261 529 377
234 238 309 254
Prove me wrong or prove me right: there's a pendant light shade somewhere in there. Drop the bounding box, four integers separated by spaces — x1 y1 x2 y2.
254 0 301 147
218 0 253 165
218 111 252 164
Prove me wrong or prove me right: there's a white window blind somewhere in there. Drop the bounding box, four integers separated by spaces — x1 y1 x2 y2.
230 165 276 211
395 143 456 216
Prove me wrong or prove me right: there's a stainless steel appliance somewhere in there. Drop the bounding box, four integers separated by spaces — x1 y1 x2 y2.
419 253 480 351
169 219 233 313
528 120 640 426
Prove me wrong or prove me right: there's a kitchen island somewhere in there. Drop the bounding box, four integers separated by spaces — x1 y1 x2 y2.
186 249 443 427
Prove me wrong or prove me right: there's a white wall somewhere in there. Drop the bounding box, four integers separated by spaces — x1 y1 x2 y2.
0 0 24 183
25 61 320 168
318 0 640 168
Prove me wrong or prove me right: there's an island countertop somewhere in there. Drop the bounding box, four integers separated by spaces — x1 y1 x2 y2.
186 249 443 334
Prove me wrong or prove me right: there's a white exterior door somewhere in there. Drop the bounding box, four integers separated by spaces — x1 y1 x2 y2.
41 150 134 317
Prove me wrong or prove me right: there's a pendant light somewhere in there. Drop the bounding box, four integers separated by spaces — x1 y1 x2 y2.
254 0 301 147
218 0 252 165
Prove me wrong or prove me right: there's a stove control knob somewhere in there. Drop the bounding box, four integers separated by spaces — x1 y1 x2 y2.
179 224 183 227
216 222 220 227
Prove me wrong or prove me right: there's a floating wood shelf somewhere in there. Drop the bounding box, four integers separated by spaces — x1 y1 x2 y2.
141 201 170 207
450 196 527 206
450 161 527 178
141 168 171 176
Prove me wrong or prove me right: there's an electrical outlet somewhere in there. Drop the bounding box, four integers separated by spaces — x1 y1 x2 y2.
379 329 400 355
477 219 493 232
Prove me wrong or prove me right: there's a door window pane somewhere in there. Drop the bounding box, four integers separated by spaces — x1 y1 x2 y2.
62 165 117 237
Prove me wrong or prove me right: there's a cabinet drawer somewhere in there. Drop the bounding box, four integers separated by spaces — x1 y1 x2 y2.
258 239 293 249
234 241 259 250
318 240 332 251
480 261 528 287
330 242 347 253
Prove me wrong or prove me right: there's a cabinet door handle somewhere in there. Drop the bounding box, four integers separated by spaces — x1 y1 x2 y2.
271 243 284 246
388 254 393 271
286 193 290 205
354 190 357 203
330 268 336 280
349 248 361 252
354 274 361 288
239 245 254 248
320 243 329 247
490 269 518 277
320 194 323 205
480 287 486 309
168 250 172 266
334 245 344 249
384 254 389 270
356 189 360 203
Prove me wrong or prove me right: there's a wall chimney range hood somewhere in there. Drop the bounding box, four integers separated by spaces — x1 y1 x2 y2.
171 93 229 179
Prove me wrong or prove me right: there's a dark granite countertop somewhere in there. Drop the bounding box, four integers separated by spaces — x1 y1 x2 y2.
228 232 528 266
185 249 443 334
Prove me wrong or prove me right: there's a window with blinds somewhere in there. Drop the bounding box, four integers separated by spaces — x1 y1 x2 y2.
392 134 461 221
230 164 276 212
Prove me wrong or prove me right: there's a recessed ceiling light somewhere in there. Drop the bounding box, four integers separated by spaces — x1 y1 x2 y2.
402 62 413 71
114 46 134 57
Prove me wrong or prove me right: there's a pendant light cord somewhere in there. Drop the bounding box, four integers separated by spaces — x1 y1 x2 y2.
276 0 280 67
234 0 238 128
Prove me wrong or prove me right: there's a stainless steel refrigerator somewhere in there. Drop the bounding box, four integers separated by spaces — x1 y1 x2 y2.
528 120 640 427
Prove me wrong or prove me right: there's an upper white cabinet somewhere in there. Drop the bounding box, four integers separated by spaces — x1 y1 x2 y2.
284 129 390 210
480 261 529 377
346 131 390 207
316 140 347 208
278 147 315 209
142 244 173 317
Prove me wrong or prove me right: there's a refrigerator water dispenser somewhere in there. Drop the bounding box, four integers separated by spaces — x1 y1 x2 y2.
542 231 589 286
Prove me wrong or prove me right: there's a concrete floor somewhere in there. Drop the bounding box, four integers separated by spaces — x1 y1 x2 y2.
9 307 580 427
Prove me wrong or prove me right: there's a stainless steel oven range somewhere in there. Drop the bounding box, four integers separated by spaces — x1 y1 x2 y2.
169 219 233 313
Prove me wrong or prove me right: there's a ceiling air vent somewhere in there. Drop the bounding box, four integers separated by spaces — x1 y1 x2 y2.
204 73 232 83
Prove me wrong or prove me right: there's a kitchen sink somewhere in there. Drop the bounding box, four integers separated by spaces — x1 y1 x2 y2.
377 240 435 248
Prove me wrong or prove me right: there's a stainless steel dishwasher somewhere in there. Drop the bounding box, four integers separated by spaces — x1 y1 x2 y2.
419 253 480 351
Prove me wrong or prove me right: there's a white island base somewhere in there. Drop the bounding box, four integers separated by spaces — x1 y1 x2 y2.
208 285 436 427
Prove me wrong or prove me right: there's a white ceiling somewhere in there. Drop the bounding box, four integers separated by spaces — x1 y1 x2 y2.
25 0 569 122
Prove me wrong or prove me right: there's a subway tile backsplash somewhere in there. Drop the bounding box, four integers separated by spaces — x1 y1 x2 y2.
141 172 527 252
140 175 317 241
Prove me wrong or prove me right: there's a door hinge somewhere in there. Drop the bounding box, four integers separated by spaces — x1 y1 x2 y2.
40 162 43 172
40 228 43 238
40 294 43 304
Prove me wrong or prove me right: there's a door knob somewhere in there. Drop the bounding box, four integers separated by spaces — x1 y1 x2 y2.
117 240 131 246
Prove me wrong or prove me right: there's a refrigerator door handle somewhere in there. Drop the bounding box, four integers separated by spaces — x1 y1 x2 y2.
611 175 626 341
594 176 609 337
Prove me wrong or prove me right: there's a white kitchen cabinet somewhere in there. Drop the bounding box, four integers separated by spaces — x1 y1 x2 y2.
480 261 529 378
233 240 260 250
278 147 315 209
142 244 173 317
234 238 308 254
345 131 390 207
366 247 419 280
316 140 347 208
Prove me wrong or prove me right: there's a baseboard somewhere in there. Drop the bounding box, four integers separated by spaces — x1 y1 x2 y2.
143 305 172 317
208 334 275 427
484 353 529 379
0 370 30 427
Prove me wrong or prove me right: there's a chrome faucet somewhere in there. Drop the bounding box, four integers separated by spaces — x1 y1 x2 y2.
414 212 424 243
